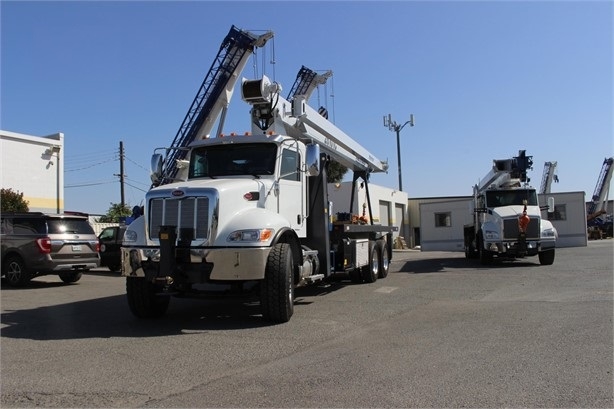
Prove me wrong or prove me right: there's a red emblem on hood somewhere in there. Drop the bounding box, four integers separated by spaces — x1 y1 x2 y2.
172 190 185 197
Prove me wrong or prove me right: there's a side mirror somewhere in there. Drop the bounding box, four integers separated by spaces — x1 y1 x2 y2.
547 197 555 213
150 153 164 183
305 144 320 177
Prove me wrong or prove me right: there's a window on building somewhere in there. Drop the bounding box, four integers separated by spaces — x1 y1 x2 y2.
549 204 567 221
434 212 451 227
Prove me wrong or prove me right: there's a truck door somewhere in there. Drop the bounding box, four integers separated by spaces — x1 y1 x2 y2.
277 147 306 237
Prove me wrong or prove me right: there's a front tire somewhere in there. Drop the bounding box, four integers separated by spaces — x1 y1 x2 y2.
261 243 294 323
3 256 31 287
107 263 121 273
479 235 493 265
126 277 170 318
59 271 82 283
465 239 478 259
538 249 555 265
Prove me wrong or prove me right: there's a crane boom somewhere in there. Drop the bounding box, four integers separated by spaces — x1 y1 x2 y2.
286 66 333 102
588 157 614 218
160 26 273 184
241 76 388 173
475 150 533 194
539 161 558 194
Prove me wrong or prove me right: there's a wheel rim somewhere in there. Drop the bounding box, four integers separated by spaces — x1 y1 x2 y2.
382 251 389 272
288 252 294 304
6 261 22 283
371 250 379 275
288 266 293 303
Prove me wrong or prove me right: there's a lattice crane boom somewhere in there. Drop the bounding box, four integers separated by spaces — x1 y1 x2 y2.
159 26 273 185
539 161 558 194
588 157 614 219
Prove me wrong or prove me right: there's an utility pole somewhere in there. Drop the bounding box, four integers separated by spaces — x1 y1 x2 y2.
383 113 414 192
119 141 125 208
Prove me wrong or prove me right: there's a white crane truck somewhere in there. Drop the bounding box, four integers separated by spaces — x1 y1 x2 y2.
121 27 396 323
463 150 557 265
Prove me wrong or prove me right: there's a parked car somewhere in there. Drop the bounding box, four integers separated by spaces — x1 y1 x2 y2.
98 225 126 273
1 212 100 286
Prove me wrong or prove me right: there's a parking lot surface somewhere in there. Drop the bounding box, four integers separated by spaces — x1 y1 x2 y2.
1 241 612 408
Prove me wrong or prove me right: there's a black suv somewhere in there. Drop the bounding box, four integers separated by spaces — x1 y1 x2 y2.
1 212 100 286
98 225 126 273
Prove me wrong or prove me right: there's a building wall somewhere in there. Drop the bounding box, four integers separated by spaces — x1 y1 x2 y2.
543 191 588 247
408 196 468 249
328 182 409 242
415 191 588 251
1 130 64 213
419 198 473 251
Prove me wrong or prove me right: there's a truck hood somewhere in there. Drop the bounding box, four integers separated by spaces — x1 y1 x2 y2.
150 177 272 200
491 205 541 219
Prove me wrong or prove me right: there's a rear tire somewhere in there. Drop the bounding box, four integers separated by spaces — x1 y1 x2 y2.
126 277 170 318
59 272 82 283
376 240 390 279
361 243 379 283
3 255 31 287
538 249 555 265
261 243 294 323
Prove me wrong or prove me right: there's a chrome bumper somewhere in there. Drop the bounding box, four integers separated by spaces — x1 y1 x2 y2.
121 246 271 281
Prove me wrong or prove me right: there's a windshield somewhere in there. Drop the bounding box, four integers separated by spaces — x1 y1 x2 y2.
47 219 95 234
189 143 277 178
485 189 538 208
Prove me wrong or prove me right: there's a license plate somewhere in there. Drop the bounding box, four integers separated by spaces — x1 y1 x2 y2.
72 245 82 252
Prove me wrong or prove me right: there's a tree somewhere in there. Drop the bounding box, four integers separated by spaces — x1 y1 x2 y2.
98 202 132 223
327 160 349 183
1 188 29 212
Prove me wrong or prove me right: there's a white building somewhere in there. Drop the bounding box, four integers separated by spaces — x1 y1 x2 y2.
1 129 64 213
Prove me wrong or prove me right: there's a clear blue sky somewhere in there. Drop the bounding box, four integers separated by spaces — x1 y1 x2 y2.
2 1 612 215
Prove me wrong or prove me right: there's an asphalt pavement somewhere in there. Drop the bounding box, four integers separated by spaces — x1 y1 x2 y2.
1 241 612 408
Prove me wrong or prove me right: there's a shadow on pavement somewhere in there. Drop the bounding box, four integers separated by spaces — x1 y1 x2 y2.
0 278 353 341
398 256 541 274
0 292 274 341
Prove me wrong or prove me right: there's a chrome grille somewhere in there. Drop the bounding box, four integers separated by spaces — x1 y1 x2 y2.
503 217 539 240
149 197 209 240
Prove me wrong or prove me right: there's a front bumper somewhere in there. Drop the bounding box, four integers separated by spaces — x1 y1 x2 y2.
121 246 271 281
484 239 555 256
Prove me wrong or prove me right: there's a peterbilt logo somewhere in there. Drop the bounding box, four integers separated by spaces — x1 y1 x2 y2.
171 190 185 197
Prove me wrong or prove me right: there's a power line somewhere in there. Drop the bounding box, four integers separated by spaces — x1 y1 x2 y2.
124 177 150 187
124 181 148 193
65 150 118 166
65 149 117 159
65 180 116 188
124 155 149 172
65 157 116 172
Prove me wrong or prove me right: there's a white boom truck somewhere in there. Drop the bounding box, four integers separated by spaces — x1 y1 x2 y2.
463 150 557 265
121 27 396 323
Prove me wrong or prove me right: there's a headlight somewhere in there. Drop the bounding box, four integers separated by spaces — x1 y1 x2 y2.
124 229 138 242
542 229 556 238
227 228 274 242
484 230 499 240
